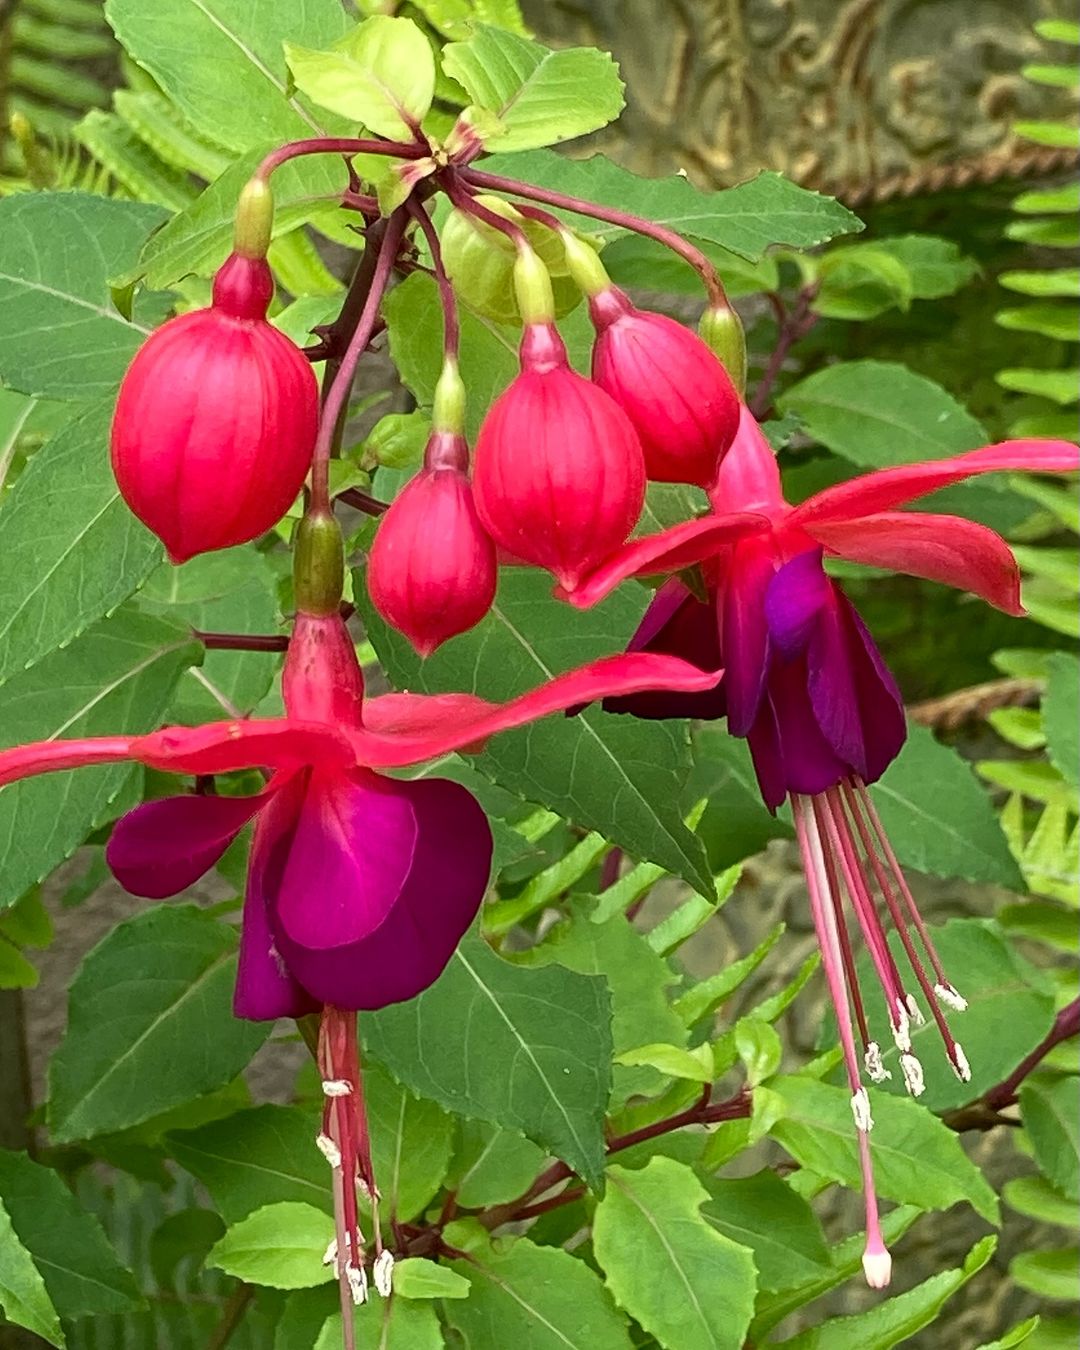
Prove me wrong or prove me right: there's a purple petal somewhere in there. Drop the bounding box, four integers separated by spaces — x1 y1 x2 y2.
722 538 775 736
603 578 726 720
764 548 830 659
752 657 848 800
808 592 906 784
106 790 268 899
266 773 493 1009
235 775 320 1021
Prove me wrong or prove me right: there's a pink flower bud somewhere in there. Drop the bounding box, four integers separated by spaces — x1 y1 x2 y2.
472 323 646 591
367 433 497 656
110 252 319 563
590 288 740 488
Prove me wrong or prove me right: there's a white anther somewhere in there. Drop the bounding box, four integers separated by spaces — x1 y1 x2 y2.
345 1261 368 1306
891 1006 912 1053
900 1053 925 1097
315 1133 342 1169
862 1247 893 1289
322 1079 352 1097
373 1250 394 1298
905 994 925 1026
950 1042 972 1083
935 982 968 1012
851 1087 874 1133
864 1042 891 1083
322 1238 338 1267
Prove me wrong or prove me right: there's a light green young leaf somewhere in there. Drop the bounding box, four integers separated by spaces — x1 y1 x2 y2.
0 1196 64 1348
443 26 624 152
105 0 351 152
48 905 269 1142
1044 653 1080 787
975 1316 1041 1350
812 245 914 321
391 1257 470 1300
735 1017 783 1086
768 1075 999 1223
0 1149 142 1320
207 1201 334 1288
593 1157 757 1350
478 148 862 260
673 923 785 1026
776 1235 996 1349
1004 1174 1080 1228
445 1236 634 1350
285 16 436 139
1021 1075 1080 1201
996 369 1078 405
615 1042 713 1082
875 234 980 298
315 1298 443 1350
365 930 612 1187
0 608 199 910
166 1104 331 1222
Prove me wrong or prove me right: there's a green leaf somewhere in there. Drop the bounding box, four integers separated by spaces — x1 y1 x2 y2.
997 304 1080 341
813 245 914 321
593 1157 757 1350
876 235 980 298
673 923 786 1027
166 1104 331 1222
445 1235 634 1350
383 269 594 439
207 1201 334 1288
1044 654 1080 787
1012 1248 1080 1302
602 233 779 299
701 1171 831 1293
391 1257 470 1300
615 1042 713 1082
1021 1075 1080 1201
871 724 1025 889
48 905 269 1143
776 1235 996 1349
1000 269 1080 298
1023 64 1080 86
1035 18 1080 42
1014 121 1080 149
0 400 166 683
0 194 164 400
735 1017 783 1086
365 930 612 1187
447 1120 547 1208
1004 1174 1079 1228
479 148 863 260
0 1196 64 1348
104 0 350 152
0 1149 142 1319
138 545 280 722
364 1059 455 1223
768 1075 999 1223
779 360 987 467
691 727 794 871
135 147 348 290
976 1317 1041 1350
443 27 624 152
1014 183 1080 214
834 919 1055 1111
285 16 435 140
996 369 1078 406
315 1298 443 1350
0 608 199 910
360 566 714 895
1006 217 1080 248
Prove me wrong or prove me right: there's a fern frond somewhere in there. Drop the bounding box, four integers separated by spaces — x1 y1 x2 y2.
75 109 196 210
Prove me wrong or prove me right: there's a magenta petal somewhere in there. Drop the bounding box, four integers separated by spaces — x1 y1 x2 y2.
752 657 849 801
722 539 775 737
106 790 269 899
267 774 493 1009
764 548 830 659
235 775 320 1021
603 578 726 720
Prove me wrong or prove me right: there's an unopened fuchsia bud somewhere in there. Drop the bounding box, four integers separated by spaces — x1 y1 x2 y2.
111 178 319 563
472 247 646 593
367 361 497 656
561 232 740 488
699 302 748 399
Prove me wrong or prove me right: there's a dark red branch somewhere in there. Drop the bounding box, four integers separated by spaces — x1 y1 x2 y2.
987 997 1080 1110
194 630 289 652
749 284 819 420
338 488 389 516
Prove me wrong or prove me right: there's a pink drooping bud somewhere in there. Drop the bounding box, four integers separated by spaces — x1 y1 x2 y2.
367 430 497 656
589 288 740 487
472 321 646 591
111 217 318 562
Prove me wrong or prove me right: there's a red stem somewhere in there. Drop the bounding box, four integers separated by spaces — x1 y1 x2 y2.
194 630 289 652
407 199 460 359
987 997 1080 1110
255 136 427 180
446 174 530 250
749 285 819 419
459 165 729 309
338 488 389 516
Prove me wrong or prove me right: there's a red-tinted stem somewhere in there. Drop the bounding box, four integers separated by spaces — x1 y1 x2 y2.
460 165 730 309
338 488 389 516
311 209 408 514
256 137 427 180
749 285 819 419
407 199 460 359
987 997 1080 1110
195 630 289 652
446 175 529 250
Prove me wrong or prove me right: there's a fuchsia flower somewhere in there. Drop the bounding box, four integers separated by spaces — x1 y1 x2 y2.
111 250 319 563
567 406 1079 1284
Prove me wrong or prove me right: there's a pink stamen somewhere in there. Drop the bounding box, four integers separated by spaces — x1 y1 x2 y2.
821 840 873 1052
793 794 890 1285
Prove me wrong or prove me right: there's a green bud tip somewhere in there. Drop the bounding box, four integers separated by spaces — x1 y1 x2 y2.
233 177 274 260
700 304 747 398
294 510 344 616
559 230 611 298
512 246 556 327
433 359 467 436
